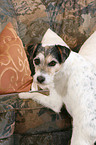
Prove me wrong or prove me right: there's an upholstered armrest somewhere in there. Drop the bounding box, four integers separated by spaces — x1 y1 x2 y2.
0 97 15 139
0 93 72 137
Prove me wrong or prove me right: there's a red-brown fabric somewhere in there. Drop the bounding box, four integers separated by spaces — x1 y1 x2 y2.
0 22 32 94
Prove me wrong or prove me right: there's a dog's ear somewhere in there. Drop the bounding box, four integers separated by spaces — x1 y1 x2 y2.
27 43 41 59
26 43 41 76
55 45 71 63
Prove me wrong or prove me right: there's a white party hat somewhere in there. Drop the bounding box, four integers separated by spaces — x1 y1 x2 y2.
41 28 70 49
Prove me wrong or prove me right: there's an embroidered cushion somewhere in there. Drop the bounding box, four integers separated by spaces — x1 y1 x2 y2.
0 22 32 94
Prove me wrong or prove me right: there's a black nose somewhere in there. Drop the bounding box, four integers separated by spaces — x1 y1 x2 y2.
37 76 45 83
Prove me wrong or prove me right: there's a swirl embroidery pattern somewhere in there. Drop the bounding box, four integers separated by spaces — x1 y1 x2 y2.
0 22 32 94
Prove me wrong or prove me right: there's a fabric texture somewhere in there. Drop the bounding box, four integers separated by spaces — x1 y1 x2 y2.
0 22 32 94
0 103 15 139
0 0 95 51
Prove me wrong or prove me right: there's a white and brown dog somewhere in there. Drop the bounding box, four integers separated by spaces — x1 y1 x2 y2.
19 42 96 145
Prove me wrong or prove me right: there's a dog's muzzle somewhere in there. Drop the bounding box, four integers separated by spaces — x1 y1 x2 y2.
37 76 45 83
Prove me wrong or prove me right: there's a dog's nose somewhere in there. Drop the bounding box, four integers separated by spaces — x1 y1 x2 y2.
37 76 45 83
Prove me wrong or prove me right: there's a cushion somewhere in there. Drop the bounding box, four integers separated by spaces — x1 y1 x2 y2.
0 104 15 139
79 31 96 67
41 28 70 49
0 22 32 94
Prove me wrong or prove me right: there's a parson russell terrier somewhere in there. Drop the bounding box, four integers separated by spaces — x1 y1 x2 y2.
19 43 96 145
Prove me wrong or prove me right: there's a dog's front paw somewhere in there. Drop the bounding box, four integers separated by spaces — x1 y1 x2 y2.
18 92 28 99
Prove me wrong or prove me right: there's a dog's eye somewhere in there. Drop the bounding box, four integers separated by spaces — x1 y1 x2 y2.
34 58 40 65
48 61 57 67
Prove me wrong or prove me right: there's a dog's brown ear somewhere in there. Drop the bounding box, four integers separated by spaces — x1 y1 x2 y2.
27 43 41 59
55 45 71 63
26 43 41 76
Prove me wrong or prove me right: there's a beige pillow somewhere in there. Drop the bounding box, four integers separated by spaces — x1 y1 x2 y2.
79 31 96 67
41 28 70 49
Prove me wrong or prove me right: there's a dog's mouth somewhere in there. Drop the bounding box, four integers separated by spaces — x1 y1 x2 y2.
37 85 50 96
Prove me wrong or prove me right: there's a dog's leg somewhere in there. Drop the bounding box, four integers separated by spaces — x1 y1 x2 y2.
71 127 92 145
19 92 62 113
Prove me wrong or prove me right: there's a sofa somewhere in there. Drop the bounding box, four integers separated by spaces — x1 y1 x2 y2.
0 0 96 145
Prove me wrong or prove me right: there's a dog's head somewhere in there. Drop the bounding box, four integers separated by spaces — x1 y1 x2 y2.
27 43 70 88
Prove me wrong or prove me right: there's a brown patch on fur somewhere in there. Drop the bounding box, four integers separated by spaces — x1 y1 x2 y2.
56 46 63 62
34 53 61 75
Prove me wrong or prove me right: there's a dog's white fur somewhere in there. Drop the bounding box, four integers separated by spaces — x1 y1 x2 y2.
19 51 96 145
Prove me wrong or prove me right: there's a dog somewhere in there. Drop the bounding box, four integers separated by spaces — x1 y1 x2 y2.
19 43 96 145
